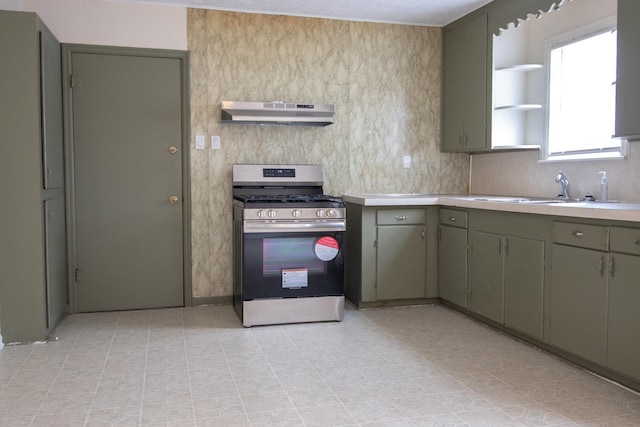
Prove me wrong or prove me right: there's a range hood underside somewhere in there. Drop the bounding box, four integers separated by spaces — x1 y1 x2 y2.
221 101 335 126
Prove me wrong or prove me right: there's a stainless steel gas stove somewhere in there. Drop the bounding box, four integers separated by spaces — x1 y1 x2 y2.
232 164 346 327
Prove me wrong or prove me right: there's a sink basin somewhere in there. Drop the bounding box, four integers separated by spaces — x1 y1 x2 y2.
473 197 532 203
360 193 433 198
473 197 587 204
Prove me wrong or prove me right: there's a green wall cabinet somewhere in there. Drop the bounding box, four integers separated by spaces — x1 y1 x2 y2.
438 209 468 307
0 11 67 343
615 0 640 139
442 13 488 152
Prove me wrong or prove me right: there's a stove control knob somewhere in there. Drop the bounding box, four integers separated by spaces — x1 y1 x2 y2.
292 210 302 218
267 210 277 218
316 209 326 218
257 210 267 218
326 209 337 218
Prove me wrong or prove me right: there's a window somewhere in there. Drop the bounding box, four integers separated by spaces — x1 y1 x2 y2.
545 24 624 161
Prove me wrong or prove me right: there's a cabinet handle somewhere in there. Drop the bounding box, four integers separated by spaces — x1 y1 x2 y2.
572 231 584 237
421 229 425 241
498 238 502 255
396 216 407 221
635 239 640 246
449 216 456 222
610 255 615 279
599 256 605 277
504 238 510 256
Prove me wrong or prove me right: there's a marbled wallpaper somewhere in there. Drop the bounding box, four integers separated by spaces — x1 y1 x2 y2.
188 9 469 299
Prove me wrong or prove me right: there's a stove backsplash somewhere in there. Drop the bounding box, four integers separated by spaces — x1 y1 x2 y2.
188 10 468 300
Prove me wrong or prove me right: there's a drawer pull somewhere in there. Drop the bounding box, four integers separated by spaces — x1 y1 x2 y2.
449 217 456 222
636 239 640 246
396 216 407 221
572 231 584 237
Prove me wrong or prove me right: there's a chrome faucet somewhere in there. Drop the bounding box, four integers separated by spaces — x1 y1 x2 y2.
555 171 570 199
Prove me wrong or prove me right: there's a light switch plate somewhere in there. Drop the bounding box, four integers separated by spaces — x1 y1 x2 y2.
211 135 221 150
195 135 205 150
403 155 411 169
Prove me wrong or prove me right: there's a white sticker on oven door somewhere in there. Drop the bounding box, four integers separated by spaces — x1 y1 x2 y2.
282 268 309 289
314 236 340 261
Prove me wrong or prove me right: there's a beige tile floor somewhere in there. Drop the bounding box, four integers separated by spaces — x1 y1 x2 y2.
0 304 639 426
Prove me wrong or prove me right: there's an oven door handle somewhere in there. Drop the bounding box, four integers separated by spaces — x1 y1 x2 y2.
243 221 346 233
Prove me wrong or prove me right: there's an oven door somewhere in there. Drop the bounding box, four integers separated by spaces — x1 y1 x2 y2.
242 221 345 300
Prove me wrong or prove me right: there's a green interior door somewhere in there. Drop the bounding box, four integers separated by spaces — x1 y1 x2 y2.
72 51 184 312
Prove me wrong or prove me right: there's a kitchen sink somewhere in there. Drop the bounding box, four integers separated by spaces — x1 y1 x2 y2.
473 197 533 203
473 197 589 204
360 193 434 198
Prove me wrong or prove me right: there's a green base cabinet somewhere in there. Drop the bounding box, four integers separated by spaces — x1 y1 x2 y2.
503 236 544 339
550 221 610 366
438 209 468 307
550 244 608 365
607 227 640 382
469 230 504 323
376 222 426 300
345 204 430 307
467 210 546 339
469 231 545 332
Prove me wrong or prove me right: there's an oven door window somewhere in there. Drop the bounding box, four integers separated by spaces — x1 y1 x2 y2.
242 231 344 299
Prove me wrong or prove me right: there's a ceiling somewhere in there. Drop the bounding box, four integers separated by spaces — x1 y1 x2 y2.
110 0 495 27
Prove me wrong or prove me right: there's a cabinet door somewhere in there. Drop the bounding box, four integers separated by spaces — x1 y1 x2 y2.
607 253 640 381
39 23 64 189
376 225 426 300
438 225 468 307
44 197 67 329
463 13 488 151
504 236 544 339
469 230 503 323
615 0 640 138
550 244 607 365
442 23 466 152
442 13 488 152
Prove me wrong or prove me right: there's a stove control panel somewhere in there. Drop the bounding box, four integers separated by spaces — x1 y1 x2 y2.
247 208 345 221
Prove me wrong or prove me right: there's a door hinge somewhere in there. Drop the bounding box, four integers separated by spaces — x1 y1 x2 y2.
70 74 79 88
373 239 378 248
74 268 80 282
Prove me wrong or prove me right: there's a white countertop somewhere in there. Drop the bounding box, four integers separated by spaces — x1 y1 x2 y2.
342 194 640 223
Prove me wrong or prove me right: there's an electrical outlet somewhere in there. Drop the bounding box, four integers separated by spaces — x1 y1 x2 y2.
403 155 411 169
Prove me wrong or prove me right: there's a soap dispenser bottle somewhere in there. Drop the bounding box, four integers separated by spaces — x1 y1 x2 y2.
599 171 608 202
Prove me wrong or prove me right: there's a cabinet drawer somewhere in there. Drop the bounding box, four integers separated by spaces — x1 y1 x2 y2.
610 227 640 255
439 208 468 228
377 208 425 225
552 221 609 251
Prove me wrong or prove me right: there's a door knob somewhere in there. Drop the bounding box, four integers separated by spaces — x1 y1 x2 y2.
169 195 179 204
168 146 178 154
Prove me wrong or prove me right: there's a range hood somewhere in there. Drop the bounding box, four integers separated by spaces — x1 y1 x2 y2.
220 101 335 126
